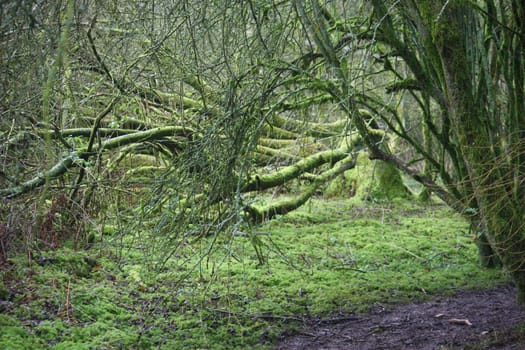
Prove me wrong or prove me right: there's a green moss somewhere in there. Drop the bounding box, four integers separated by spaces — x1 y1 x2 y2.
326 152 409 200
35 320 68 342
0 316 44 349
0 283 9 300
0 199 508 349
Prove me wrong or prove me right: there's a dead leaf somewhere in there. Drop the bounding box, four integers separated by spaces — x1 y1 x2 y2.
448 318 472 326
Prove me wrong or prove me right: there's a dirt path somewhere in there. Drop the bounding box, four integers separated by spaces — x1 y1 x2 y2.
275 285 525 350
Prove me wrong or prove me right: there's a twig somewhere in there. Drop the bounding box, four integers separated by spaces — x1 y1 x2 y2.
315 315 361 326
59 279 74 323
449 318 472 326
207 308 306 323
65 279 72 321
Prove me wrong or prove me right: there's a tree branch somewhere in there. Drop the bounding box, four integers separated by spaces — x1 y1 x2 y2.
1 126 194 199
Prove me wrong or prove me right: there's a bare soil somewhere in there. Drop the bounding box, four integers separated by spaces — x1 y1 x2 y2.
275 284 525 350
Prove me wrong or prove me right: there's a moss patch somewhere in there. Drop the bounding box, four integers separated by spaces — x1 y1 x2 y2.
326 152 409 200
0 199 508 349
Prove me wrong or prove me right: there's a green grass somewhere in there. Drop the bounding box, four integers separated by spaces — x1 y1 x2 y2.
0 198 508 349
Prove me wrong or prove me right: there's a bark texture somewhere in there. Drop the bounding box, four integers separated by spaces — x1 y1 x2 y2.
427 0 525 304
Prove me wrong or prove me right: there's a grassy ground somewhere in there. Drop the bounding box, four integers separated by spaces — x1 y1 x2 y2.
0 198 508 349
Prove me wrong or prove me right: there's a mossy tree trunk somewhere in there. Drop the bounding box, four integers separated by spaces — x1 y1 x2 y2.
361 0 521 276
418 93 433 202
470 215 501 269
426 0 525 304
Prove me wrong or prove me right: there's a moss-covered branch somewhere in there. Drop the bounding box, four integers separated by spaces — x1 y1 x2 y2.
41 128 142 138
261 124 298 139
97 126 193 150
251 145 302 164
268 115 346 138
258 137 308 149
0 155 77 199
242 134 361 193
245 154 356 223
1 126 194 198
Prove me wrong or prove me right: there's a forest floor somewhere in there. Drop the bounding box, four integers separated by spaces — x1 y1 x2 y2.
275 284 525 350
2 198 524 349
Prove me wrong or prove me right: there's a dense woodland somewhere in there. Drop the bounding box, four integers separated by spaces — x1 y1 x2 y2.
1 0 525 348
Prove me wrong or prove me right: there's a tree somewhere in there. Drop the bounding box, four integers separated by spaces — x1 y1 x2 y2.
1 0 524 304
283 0 525 302
407 0 525 303
0 0 368 258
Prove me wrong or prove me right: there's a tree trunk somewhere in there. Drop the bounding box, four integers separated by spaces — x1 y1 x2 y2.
430 1 525 305
470 216 501 269
481 199 525 304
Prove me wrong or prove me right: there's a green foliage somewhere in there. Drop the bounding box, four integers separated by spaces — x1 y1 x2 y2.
0 199 507 349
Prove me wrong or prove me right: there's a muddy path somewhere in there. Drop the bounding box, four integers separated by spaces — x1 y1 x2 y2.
275 284 525 350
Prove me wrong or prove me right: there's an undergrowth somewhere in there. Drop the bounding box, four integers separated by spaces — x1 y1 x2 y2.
0 198 508 349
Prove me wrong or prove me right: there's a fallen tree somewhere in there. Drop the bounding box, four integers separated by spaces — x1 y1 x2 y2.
0 126 193 198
